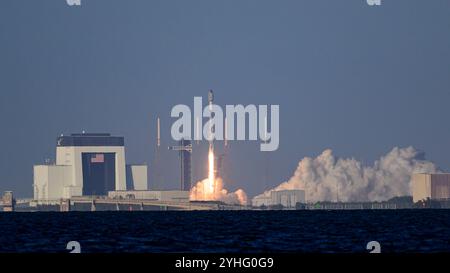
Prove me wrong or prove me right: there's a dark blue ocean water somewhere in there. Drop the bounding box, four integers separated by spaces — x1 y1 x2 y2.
0 210 449 253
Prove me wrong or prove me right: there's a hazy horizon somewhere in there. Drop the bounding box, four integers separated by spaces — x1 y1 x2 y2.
1 0 450 198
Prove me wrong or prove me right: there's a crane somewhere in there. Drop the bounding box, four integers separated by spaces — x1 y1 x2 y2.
168 139 192 191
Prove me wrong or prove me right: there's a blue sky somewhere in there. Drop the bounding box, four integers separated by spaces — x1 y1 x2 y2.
1 0 450 197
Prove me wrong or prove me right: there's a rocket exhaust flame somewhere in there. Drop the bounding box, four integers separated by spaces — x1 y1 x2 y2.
202 145 216 200
191 176 248 205
191 139 247 205
208 145 215 194
206 90 219 198
204 89 216 199
190 90 248 205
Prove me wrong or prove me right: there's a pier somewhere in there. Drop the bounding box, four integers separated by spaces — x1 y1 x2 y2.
24 196 244 212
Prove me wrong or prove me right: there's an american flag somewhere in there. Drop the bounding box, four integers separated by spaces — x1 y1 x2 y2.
91 154 104 163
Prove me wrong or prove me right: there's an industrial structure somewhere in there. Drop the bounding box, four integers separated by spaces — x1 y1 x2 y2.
252 190 305 208
33 133 148 201
168 139 192 191
30 132 203 211
412 173 450 203
126 164 148 191
2 191 15 212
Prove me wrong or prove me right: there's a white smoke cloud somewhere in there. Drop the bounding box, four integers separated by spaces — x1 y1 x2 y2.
190 177 248 205
256 147 439 202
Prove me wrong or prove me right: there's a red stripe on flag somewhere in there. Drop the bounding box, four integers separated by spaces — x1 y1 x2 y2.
91 154 104 163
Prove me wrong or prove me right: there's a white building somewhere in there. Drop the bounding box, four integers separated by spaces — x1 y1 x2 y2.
126 164 148 191
412 173 450 203
34 165 73 200
252 189 305 208
270 190 305 208
33 133 147 201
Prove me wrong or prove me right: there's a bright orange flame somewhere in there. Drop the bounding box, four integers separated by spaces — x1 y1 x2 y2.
190 144 248 205
208 146 215 194
198 145 216 200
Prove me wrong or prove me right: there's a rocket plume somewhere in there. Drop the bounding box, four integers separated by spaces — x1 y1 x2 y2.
190 89 248 205
207 145 215 195
255 146 439 202
191 145 247 205
191 177 248 205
